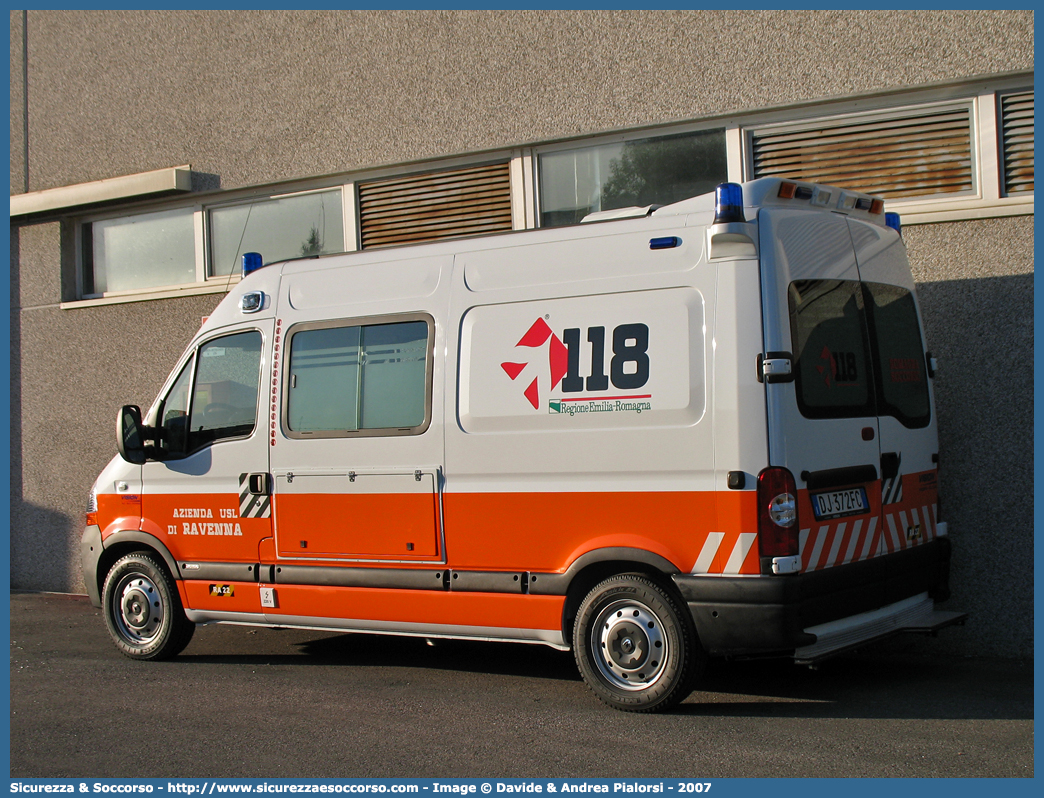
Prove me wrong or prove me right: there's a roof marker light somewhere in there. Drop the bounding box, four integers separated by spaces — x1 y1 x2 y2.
812 188 832 206
885 212 902 235
870 198 885 215
778 181 797 199
855 197 873 211
794 185 814 200
714 183 745 224
242 252 264 277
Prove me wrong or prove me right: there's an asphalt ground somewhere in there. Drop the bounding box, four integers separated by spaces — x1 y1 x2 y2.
9 591 1034 779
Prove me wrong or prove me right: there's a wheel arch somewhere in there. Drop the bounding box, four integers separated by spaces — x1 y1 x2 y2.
97 530 181 599
549 547 684 649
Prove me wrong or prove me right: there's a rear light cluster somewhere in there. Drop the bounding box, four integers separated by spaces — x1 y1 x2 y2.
757 467 799 558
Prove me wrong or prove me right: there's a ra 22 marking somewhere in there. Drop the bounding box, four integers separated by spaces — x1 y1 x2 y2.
562 324 649 392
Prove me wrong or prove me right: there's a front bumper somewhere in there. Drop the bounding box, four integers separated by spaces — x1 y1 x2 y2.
672 537 954 657
80 525 104 608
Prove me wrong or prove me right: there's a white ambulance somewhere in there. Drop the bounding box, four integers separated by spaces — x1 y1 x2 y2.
81 178 965 712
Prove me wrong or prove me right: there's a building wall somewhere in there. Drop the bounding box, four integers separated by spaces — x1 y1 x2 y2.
904 216 1034 658
14 9 1034 193
9 10 1034 657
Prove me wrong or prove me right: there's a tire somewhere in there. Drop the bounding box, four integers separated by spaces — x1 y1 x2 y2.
573 573 703 712
101 552 195 660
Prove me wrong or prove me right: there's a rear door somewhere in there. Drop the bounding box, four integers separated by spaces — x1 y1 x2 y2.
759 209 882 573
847 219 940 556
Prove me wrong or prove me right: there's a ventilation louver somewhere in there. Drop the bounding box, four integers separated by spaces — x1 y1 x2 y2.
358 162 513 249
751 107 974 200
1000 91 1034 195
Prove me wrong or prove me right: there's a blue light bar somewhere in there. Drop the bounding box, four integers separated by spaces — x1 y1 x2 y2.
242 252 264 277
884 213 902 236
714 183 745 224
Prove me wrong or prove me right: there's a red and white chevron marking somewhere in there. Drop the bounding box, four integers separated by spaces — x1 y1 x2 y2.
799 503 938 572
690 532 758 575
880 503 938 555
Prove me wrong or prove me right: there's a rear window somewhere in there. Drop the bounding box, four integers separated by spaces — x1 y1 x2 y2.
864 282 931 428
789 279 930 428
788 280 874 419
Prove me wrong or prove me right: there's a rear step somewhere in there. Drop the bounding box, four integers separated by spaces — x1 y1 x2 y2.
793 593 968 665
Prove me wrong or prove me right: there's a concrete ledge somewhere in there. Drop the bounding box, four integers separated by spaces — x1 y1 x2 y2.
11 165 192 217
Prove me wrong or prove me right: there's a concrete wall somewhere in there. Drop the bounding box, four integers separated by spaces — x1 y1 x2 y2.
16 9 1034 193
9 10 1034 657
905 217 1034 658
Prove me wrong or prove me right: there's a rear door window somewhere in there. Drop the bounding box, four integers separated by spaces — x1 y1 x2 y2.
789 279 875 419
864 282 931 428
789 279 930 428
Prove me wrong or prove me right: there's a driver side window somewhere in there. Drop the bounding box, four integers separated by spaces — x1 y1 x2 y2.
157 330 263 456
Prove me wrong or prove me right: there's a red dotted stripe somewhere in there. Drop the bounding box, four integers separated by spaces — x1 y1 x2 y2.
271 319 281 446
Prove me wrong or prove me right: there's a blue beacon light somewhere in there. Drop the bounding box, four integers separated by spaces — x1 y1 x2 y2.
241 252 264 277
713 183 745 224
884 213 902 236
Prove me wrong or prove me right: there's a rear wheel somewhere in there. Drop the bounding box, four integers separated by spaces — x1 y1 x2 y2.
573 574 703 712
102 552 195 660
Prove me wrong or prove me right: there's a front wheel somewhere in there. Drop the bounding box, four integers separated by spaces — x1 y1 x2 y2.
101 552 195 660
573 574 703 712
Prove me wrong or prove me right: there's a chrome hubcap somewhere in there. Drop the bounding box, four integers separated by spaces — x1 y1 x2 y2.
113 574 164 646
593 600 668 691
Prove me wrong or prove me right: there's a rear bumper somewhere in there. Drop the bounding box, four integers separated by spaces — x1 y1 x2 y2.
672 537 954 657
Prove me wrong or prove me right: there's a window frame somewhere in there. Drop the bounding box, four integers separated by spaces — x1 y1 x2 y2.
75 184 357 302
149 327 267 459
280 312 436 440
203 186 350 279
76 202 204 301
739 78 1033 224
530 120 734 228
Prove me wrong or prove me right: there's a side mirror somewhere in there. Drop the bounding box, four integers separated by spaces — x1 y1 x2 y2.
116 405 148 464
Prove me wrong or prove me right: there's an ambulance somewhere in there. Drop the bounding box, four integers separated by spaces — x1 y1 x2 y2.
81 178 965 712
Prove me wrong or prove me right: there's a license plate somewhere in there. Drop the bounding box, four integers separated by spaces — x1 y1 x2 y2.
811 487 869 521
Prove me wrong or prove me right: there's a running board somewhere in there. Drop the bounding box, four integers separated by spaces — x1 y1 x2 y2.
793 593 968 665
184 608 570 651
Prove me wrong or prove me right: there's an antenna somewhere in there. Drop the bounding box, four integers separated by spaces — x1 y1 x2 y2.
223 203 255 293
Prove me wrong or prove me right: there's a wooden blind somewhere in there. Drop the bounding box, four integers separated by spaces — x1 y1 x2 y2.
751 107 974 200
1001 91 1034 195
358 162 512 249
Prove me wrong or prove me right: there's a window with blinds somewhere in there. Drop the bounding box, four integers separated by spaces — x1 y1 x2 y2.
357 162 513 249
1001 91 1034 195
750 106 975 200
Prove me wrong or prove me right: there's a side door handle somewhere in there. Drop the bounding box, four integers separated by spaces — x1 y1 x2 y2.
247 473 271 495
880 452 900 481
